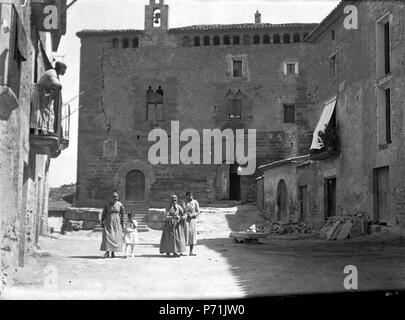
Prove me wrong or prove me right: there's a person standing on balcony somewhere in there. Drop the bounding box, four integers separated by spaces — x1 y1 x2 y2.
30 61 67 135
100 192 125 258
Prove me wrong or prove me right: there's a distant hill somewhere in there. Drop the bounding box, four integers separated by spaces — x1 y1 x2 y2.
49 184 76 211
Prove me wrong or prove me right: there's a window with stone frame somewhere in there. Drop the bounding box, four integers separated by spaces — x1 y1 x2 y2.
146 86 164 121
283 61 298 75
232 59 243 77
376 13 391 77
227 90 243 119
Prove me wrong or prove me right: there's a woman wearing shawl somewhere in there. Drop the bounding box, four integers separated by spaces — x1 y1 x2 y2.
100 192 125 258
159 194 186 257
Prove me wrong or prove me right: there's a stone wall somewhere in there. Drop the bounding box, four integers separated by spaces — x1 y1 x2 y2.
76 22 315 208
0 1 55 295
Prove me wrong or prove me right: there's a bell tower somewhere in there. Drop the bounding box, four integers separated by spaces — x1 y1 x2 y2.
145 0 169 32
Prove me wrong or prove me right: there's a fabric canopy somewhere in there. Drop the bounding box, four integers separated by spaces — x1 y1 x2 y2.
310 98 337 150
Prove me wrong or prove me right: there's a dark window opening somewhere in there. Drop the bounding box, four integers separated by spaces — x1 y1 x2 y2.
112 38 119 48
193 36 200 46
293 33 301 43
283 104 295 123
224 35 231 45
203 36 210 46
229 99 242 119
273 34 280 43
146 86 164 121
213 36 220 45
331 30 335 40
232 60 243 77
133 37 139 48
233 35 240 45
253 34 260 44
263 34 270 44
385 88 391 144
325 177 337 218
330 55 336 76
122 38 129 48
286 63 296 75
283 34 291 43
243 35 251 45
384 21 390 74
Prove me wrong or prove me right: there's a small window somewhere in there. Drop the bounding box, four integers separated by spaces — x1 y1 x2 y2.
331 30 336 41
243 35 251 45
233 35 240 45
253 35 260 44
224 35 231 45
183 36 190 46
376 14 391 77
263 34 270 44
146 86 164 121
213 36 220 45
203 36 210 46
283 34 291 43
112 38 119 48
283 104 295 123
123 38 129 48
284 62 298 75
273 34 280 44
232 60 243 77
193 36 200 46
330 55 336 76
229 99 242 119
133 37 139 48
293 33 301 43
385 88 391 144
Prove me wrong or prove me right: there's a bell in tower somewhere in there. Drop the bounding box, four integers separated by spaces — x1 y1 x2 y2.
145 0 169 32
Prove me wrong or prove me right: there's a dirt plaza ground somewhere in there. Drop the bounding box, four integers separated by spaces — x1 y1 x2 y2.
4 205 405 299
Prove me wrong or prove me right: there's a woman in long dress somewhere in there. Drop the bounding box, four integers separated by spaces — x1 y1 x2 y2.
30 62 67 134
159 194 186 257
100 192 125 258
183 192 200 256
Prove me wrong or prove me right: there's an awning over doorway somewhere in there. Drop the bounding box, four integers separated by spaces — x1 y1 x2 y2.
310 97 337 150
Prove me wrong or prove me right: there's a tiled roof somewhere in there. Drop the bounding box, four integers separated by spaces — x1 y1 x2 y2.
76 22 318 37
76 29 144 37
169 23 318 33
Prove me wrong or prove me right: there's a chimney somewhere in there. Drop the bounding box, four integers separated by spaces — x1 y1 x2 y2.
255 10 261 24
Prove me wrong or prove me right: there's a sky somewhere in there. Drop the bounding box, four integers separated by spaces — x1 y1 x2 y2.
49 0 340 187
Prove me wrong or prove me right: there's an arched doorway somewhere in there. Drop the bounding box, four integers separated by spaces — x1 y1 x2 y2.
277 179 288 222
126 170 145 201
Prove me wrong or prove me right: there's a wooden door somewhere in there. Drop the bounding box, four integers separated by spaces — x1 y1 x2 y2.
126 170 145 201
374 166 390 223
216 164 229 200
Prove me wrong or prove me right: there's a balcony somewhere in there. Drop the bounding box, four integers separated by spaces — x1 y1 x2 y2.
29 87 70 158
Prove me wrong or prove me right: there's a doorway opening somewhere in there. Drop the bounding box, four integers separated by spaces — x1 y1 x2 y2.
125 170 145 201
277 179 288 222
229 164 240 200
373 166 391 223
324 177 336 217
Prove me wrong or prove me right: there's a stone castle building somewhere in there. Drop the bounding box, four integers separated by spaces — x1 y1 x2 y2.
76 0 405 231
0 0 70 293
76 0 318 209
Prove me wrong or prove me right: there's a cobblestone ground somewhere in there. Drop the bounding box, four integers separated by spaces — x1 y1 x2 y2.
3 205 405 299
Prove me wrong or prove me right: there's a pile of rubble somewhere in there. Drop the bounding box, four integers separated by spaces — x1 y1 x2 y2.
255 221 312 235
319 214 370 240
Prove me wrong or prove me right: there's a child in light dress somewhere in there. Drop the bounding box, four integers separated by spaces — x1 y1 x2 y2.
124 218 138 258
